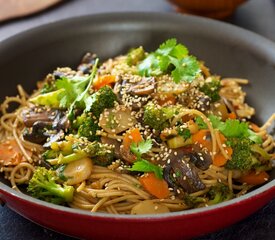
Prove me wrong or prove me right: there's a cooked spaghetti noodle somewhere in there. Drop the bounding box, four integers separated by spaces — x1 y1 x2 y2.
0 39 274 215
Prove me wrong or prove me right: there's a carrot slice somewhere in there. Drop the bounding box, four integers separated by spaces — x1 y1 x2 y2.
0 139 32 165
157 94 176 106
122 128 143 150
93 75 116 90
121 128 143 163
192 129 212 151
228 112 237 119
139 173 170 199
213 153 227 167
212 147 231 167
238 171 269 185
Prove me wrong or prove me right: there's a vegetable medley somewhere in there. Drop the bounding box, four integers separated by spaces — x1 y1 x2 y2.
0 39 274 214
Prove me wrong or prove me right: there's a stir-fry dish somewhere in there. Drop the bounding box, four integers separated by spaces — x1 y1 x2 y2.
0 39 274 214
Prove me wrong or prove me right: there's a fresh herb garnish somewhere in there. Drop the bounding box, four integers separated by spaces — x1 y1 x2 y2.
67 59 99 120
177 127 191 140
130 139 153 159
138 38 201 83
127 139 163 179
195 115 262 144
128 159 163 179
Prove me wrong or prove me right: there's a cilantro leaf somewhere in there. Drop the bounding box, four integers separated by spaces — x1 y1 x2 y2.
128 159 163 179
67 59 99 120
128 139 163 179
195 117 208 129
56 77 87 109
196 114 262 143
219 119 248 138
170 56 201 83
177 127 191 140
138 38 200 83
130 139 152 159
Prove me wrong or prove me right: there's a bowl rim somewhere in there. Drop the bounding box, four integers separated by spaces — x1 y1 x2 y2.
0 12 274 220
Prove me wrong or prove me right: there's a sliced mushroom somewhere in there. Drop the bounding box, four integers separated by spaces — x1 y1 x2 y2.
101 136 121 158
119 145 137 163
131 200 170 215
114 77 155 110
22 108 69 146
189 144 212 171
23 121 52 144
99 105 136 134
63 157 93 185
127 77 156 95
22 108 56 127
164 157 205 194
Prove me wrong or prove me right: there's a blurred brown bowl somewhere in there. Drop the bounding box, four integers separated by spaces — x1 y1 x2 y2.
168 0 247 19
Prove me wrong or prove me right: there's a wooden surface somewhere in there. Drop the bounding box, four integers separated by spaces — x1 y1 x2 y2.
0 0 62 22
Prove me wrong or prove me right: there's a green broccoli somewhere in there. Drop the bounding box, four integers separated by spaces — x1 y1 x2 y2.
84 141 114 166
207 183 233 205
47 138 114 167
75 113 100 141
143 102 180 131
127 46 145 66
183 194 206 208
42 149 59 160
200 78 221 102
27 167 74 204
85 86 117 118
225 138 259 171
42 139 74 160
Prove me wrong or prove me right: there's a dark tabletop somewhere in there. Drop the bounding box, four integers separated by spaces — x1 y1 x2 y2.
0 0 275 239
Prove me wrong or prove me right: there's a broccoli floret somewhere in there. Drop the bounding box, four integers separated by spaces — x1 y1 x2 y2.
200 78 221 102
42 149 59 160
127 46 145 66
42 139 74 160
183 194 206 208
225 138 259 171
143 102 180 131
47 138 114 166
207 183 233 205
86 86 117 118
75 113 100 141
84 141 114 166
27 167 74 204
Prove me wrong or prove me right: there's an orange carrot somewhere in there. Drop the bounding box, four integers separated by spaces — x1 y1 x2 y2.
218 132 226 144
192 129 212 151
0 139 32 165
238 171 269 185
228 112 237 119
213 147 232 167
123 128 143 150
139 173 170 199
213 153 227 167
121 128 143 163
93 75 116 90
213 130 232 167
157 94 176 106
